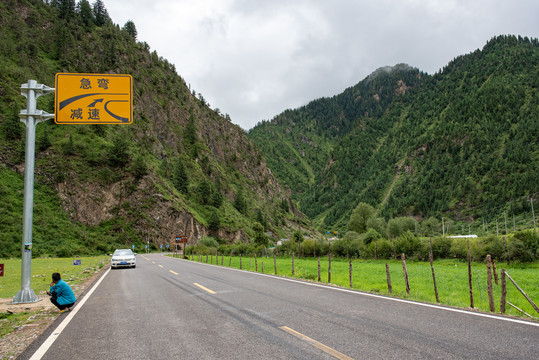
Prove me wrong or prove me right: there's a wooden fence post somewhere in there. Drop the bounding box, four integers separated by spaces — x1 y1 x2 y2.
401 253 410 295
229 252 232 267
206 251 208 263
493 259 498 285
349 258 353 288
221 253 224 266
467 238 474 308
328 253 332 284
274 254 277 275
502 236 509 263
318 257 321 282
261 261 264 273
486 255 495 312
292 253 295 276
255 253 258 272
386 263 392 294
240 254 242 270
500 269 506 314
429 237 440 303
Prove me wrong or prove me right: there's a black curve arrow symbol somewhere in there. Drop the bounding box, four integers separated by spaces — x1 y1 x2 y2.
88 99 103 107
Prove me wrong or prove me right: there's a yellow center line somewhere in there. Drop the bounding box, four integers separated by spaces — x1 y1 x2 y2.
158 265 164 268
193 283 216 294
152 261 155 264
279 326 354 360
170 270 179 275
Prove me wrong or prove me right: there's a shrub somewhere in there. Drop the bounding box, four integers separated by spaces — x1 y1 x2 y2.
430 237 453 259
199 236 219 249
511 230 538 259
481 235 505 260
395 231 424 259
377 239 395 259
301 238 316 256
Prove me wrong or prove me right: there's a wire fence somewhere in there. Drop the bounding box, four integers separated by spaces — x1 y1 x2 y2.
179 252 538 320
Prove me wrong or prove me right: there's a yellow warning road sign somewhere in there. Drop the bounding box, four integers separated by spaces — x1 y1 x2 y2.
55 73 132 124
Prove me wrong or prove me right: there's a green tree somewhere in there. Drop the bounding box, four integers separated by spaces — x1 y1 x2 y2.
196 179 212 205
173 158 188 194
77 0 94 27
253 222 269 246
184 113 197 145
367 217 387 237
3 104 22 140
37 127 51 151
107 135 129 167
210 189 223 208
122 20 137 40
54 0 76 20
130 155 147 180
422 217 441 237
347 202 375 234
233 188 247 214
208 208 220 232
92 0 109 26
255 208 267 230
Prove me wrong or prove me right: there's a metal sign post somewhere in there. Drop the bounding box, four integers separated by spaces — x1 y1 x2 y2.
12 80 55 304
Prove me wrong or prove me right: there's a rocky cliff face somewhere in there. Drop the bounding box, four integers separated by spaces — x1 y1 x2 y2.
0 0 307 254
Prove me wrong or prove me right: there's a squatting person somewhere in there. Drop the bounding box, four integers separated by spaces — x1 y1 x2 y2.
46 272 76 313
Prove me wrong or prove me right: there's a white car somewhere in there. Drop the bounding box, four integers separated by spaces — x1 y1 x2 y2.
111 249 136 269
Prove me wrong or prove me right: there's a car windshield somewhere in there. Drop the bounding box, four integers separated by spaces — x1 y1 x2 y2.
113 249 133 256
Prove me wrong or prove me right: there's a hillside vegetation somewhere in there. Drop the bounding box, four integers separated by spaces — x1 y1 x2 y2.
0 0 309 258
249 36 539 231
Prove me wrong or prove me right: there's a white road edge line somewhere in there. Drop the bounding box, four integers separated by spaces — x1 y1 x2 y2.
178 257 539 327
29 267 111 360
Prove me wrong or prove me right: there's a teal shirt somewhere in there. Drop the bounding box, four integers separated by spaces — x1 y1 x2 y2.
50 279 76 305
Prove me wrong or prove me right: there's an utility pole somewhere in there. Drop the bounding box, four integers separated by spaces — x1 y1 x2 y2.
13 80 55 304
442 217 445 237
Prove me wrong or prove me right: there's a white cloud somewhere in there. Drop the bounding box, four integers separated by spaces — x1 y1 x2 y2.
105 0 539 129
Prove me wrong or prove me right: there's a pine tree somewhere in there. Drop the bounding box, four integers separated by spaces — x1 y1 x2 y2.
122 20 137 40
77 0 94 27
92 0 109 26
208 208 220 232
173 158 188 194
233 188 247 214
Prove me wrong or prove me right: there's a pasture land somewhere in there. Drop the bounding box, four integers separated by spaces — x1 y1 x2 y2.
189 253 539 319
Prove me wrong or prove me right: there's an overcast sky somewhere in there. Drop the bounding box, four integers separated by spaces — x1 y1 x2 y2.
104 0 538 130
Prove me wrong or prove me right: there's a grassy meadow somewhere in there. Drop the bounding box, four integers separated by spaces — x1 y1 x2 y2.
187 253 539 320
0 256 109 298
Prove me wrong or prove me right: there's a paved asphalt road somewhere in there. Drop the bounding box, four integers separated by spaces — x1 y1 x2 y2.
20 253 538 360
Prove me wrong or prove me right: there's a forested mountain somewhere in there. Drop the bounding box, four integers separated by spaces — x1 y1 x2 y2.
249 35 539 231
0 0 309 257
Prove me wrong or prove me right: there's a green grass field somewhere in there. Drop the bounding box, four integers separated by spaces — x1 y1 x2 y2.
187 253 539 320
0 256 109 298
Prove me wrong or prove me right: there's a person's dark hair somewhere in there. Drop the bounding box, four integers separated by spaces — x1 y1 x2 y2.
52 273 61 282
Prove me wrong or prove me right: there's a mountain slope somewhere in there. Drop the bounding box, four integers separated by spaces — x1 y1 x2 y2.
249 35 539 230
0 0 309 257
